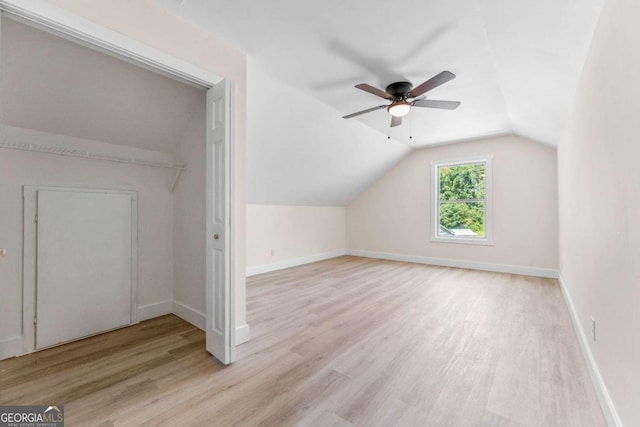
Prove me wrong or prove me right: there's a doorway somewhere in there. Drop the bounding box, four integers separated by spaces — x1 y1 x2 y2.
0 8 236 364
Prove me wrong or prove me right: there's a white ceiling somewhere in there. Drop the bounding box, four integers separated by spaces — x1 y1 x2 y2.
156 0 603 147
0 17 204 153
1 1 604 206
246 60 410 206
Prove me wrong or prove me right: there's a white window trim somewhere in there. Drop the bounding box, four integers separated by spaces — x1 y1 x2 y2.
430 155 494 246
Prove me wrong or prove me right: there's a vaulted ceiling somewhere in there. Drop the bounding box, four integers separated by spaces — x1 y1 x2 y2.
157 0 602 147
155 0 603 206
2 1 604 206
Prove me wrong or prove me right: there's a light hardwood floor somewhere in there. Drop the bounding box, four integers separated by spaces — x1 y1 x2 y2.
0 256 605 426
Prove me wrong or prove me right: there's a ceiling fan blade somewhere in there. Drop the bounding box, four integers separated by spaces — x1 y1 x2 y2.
412 99 461 110
355 84 394 100
409 71 456 98
342 105 388 119
391 115 402 127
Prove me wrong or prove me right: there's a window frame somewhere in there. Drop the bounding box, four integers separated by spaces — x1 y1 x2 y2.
430 155 494 246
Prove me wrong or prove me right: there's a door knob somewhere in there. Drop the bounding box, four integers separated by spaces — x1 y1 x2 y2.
213 234 219 240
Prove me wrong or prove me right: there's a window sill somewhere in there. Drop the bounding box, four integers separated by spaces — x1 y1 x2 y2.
431 236 494 246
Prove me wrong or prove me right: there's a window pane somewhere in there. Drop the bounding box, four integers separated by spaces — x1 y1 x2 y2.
439 202 485 237
439 163 485 201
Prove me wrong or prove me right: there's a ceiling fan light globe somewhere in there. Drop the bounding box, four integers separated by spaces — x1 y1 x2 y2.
388 103 411 117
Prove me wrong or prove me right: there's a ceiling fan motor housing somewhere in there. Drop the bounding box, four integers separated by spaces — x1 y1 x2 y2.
385 81 413 100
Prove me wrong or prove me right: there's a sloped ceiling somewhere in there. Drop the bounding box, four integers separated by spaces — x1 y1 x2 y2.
2 1 604 206
246 60 410 206
154 0 603 206
0 17 204 153
156 0 602 147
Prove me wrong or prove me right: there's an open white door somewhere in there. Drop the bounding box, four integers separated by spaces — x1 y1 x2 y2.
206 79 235 364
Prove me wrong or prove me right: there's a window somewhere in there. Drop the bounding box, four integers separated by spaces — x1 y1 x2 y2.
431 155 493 245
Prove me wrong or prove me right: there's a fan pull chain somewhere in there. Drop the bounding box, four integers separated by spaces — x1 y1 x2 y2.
387 120 391 140
409 112 413 140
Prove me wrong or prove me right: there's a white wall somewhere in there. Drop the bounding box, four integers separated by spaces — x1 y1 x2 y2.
0 125 175 357
246 205 346 275
347 135 558 274
0 17 203 154
558 0 640 423
172 105 207 322
49 0 248 328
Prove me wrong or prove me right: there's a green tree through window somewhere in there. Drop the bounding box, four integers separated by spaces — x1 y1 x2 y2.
438 163 486 236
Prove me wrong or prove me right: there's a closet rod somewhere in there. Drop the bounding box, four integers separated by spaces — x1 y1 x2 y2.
0 139 185 170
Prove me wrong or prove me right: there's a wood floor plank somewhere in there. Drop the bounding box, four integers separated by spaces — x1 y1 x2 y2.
0 256 605 426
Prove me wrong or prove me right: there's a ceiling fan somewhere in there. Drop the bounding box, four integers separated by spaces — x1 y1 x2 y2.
342 71 461 127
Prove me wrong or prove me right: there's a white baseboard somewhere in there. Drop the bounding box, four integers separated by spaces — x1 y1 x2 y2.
172 300 206 330
138 300 173 321
558 275 621 427
246 249 348 277
0 335 23 360
236 323 250 345
172 300 249 344
346 249 558 279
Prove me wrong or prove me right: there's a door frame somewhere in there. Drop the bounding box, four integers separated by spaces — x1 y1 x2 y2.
4 3 237 360
22 186 138 353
